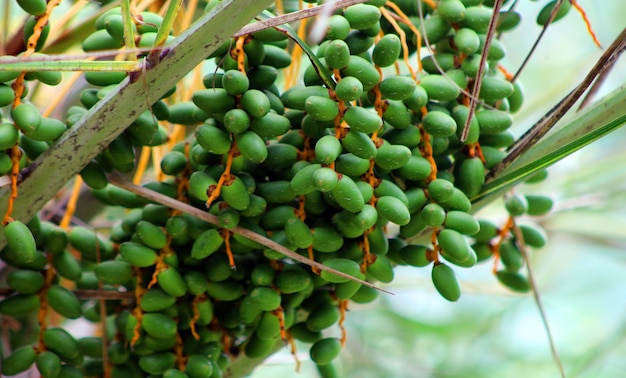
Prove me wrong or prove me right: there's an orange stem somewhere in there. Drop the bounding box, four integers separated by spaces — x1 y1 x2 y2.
148 240 175 288
235 35 247 73
189 294 205 340
206 141 237 208
570 0 602 48
274 306 286 341
2 146 21 223
287 332 301 372
338 299 349 347
384 1 423 73
419 118 438 183
5 0 60 222
284 11 309 88
175 332 187 370
295 195 307 221
422 0 436 9
469 142 487 164
380 7 417 80
363 160 379 205
360 229 373 272
331 69 348 139
307 244 319 274
60 177 83 230
275 0 284 14
133 146 152 185
492 216 515 274
131 267 146 346
36 252 57 351
221 229 236 268
497 64 515 81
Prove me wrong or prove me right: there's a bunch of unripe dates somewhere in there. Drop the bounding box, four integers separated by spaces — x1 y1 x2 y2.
0 0 561 377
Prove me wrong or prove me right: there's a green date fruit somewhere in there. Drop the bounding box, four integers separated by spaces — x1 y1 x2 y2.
17 0 47 15
537 0 572 26
324 40 351 69
374 141 411 171
438 229 472 263
454 28 480 54
341 56 380 91
43 327 80 360
342 130 377 160
376 196 410 226
47 284 82 319
372 34 401 68
310 337 342 366
496 270 530 292
196 124 231 155
330 175 364 213
343 106 383 134
36 351 62 378
320 258 362 283
313 167 339 192
2 346 36 376
335 76 364 102
0 293 40 316
438 0 467 23
422 111 457 137
142 313 177 340
222 69 249 95
343 4 381 30
237 130 268 163
11 102 41 135
454 157 485 198
305 96 339 122
431 263 461 301
420 74 459 102
379 76 417 101
139 353 176 375
315 135 342 164
4 220 37 266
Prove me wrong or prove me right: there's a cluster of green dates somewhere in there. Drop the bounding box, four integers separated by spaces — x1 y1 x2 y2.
0 0 563 377
489 192 551 291
0 0 84 165
0 58 66 175
71 8 177 177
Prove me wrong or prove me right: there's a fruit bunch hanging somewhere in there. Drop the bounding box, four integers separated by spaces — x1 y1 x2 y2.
0 0 598 377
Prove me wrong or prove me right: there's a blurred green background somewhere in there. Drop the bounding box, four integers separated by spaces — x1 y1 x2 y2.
252 2 626 377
